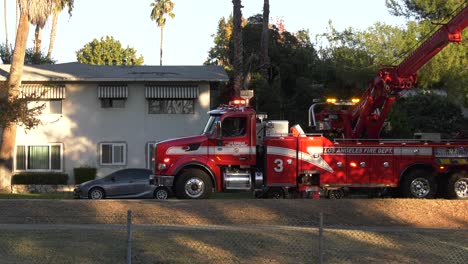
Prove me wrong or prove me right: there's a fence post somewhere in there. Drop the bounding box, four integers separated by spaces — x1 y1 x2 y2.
127 210 132 264
318 212 323 264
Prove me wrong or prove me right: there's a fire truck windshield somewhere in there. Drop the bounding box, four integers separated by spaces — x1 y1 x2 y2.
201 115 220 135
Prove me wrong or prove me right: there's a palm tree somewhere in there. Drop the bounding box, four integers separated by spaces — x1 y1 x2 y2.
232 0 243 97
4 0 10 57
33 24 42 54
47 0 73 60
150 0 175 66
0 0 74 190
260 0 270 81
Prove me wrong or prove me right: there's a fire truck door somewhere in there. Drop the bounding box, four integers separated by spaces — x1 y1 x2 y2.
214 116 253 166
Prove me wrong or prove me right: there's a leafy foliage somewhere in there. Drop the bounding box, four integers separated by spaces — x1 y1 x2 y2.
206 14 321 125
0 89 46 130
73 167 97 184
75 36 144 65
150 0 175 27
385 94 467 138
11 172 69 185
1 43 56 64
385 0 465 20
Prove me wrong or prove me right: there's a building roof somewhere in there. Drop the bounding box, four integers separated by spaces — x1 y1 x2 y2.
0 62 229 82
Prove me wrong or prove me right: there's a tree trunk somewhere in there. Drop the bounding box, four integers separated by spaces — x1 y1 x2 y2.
47 12 58 60
4 0 10 56
232 0 243 97
34 25 43 54
260 0 270 81
160 26 164 66
0 12 30 191
15 0 19 31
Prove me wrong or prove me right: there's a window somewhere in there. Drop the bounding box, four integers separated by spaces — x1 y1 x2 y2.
148 99 194 114
99 143 126 165
101 98 126 108
222 117 247 137
147 142 157 170
15 143 63 171
28 100 62 114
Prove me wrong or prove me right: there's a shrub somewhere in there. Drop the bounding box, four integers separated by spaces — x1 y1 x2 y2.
74 167 97 184
11 173 69 185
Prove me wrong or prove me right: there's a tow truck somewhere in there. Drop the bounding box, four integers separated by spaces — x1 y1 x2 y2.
150 5 468 200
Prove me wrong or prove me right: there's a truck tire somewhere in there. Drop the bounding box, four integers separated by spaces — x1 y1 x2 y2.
447 171 467 200
175 169 213 199
265 187 285 199
327 188 345 199
401 169 437 199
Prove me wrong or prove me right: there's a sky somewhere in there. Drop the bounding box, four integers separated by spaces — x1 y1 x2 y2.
1 0 407 66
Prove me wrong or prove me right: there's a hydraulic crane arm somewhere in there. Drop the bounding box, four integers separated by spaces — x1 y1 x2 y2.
348 4 468 139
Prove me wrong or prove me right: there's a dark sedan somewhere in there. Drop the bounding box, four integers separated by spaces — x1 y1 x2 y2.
73 168 156 199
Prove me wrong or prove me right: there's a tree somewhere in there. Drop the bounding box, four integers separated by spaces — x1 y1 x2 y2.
385 0 464 20
76 36 144 65
205 16 233 70
1 43 56 64
259 0 270 81
206 13 320 125
385 94 467 138
150 0 175 66
0 0 72 191
3 0 10 60
232 0 244 96
47 0 73 60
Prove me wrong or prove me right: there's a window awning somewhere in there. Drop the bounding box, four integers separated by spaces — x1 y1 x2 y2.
98 85 128 98
20 84 66 99
145 85 199 99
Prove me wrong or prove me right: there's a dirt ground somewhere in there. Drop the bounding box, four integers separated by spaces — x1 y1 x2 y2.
0 199 467 228
0 199 467 264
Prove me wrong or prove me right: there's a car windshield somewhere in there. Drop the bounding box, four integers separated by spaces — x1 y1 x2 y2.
201 115 220 135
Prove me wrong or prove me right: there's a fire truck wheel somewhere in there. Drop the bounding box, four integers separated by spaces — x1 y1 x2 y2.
176 169 213 199
447 171 468 200
402 170 437 199
327 188 345 199
266 188 285 199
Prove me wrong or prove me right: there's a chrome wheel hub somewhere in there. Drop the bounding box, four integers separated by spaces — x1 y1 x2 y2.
185 178 204 198
156 189 168 200
410 178 430 198
454 178 468 198
90 190 103 199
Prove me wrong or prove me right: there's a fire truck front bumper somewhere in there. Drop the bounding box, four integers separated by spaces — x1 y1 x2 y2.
149 175 175 187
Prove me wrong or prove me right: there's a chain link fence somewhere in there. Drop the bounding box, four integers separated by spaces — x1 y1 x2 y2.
0 211 466 264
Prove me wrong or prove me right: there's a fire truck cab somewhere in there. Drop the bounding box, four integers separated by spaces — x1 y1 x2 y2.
150 100 321 199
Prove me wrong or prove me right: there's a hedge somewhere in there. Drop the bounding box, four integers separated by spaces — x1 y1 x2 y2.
12 173 69 185
74 167 97 184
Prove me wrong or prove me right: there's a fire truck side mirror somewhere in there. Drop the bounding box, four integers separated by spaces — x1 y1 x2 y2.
215 121 223 140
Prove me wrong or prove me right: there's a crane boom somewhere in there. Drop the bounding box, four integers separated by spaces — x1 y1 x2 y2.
347 4 468 139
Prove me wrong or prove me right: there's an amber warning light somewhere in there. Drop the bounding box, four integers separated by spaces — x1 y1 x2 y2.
230 98 247 106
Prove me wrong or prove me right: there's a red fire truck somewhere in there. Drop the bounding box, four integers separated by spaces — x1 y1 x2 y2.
150 5 468 200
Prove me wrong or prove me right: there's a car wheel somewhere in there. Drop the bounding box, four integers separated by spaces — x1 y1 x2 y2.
175 169 212 199
154 187 169 200
447 171 468 200
89 187 105 200
401 169 437 199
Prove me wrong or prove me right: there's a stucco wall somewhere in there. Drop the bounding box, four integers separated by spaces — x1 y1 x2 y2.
15 82 211 182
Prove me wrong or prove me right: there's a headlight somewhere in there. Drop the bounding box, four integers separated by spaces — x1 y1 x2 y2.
158 163 167 170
